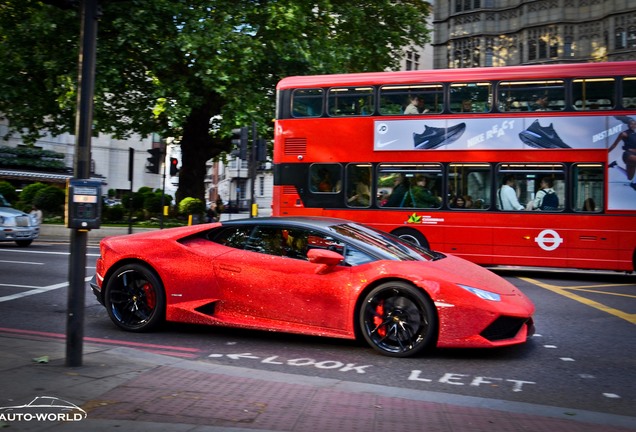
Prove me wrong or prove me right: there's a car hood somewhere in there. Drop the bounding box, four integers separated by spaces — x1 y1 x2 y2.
379 253 522 297
0 206 28 217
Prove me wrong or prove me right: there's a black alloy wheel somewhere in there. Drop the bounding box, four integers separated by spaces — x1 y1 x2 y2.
104 263 165 332
359 281 437 357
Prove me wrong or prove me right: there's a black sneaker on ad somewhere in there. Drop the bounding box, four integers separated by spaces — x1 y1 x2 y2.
413 123 466 149
519 120 570 149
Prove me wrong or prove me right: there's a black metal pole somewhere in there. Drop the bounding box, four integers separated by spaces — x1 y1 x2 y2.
66 0 98 367
128 147 134 234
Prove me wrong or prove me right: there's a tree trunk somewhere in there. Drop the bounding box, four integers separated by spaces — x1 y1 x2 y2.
176 99 222 205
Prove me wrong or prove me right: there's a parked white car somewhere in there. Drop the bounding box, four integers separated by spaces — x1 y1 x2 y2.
0 194 39 247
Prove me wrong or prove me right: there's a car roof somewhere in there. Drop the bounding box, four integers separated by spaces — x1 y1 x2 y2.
221 216 352 230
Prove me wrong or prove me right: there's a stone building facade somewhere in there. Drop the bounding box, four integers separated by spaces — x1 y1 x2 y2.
433 0 636 68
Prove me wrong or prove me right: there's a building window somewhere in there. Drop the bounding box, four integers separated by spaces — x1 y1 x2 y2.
485 47 493 67
456 0 481 12
405 50 420 71
564 37 573 57
629 26 636 48
549 37 559 58
529 40 537 60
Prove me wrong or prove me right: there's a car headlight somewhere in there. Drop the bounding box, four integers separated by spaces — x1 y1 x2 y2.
458 284 501 302
1 216 16 227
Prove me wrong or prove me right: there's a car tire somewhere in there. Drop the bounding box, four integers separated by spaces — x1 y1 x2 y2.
104 263 165 332
359 281 437 357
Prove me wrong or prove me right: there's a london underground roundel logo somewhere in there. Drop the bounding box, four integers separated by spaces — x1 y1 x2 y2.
534 229 563 251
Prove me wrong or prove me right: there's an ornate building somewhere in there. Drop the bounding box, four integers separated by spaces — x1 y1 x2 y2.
433 0 636 68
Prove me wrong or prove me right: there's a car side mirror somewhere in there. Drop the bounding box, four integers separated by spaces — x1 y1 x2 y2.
307 249 344 274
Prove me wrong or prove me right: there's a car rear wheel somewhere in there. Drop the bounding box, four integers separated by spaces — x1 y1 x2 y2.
104 263 165 332
359 282 437 357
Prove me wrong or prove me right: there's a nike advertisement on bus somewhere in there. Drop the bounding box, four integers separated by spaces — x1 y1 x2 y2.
374 115 636 211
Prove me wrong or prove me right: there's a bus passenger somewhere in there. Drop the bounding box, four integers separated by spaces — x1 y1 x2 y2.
377 190 389 206
497 175 525 211
316 168 333 192
529 177 558 211
450 196 466 208
583 197 596 211
385 175 410 207
531 95 549 111
348 170 371 206
411 175 437 208
404 95 428 115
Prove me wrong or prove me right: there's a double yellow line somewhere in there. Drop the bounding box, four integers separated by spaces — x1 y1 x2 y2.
519 277 636 325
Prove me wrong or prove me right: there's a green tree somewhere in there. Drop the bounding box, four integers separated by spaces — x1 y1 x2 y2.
0 181 18 203
33 185 65 215
20 182 48 205
0 0 431 203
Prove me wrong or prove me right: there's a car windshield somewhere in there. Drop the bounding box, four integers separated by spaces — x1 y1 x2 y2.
330 223 444 262
0 194 10 207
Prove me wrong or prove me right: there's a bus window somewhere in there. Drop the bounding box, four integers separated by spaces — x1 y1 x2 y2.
377 163 442 209
448 163 491 210
622 76 636 109
573 78 616 110
309 163 342 193
346 164 372 207
572 163 603 212
379 84 443 115
292 88 323 117
498 80 565 112
450 82 492 113
496 163 565 211
328 87 374 116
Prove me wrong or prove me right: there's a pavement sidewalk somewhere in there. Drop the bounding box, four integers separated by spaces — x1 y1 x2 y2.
1 332 635 432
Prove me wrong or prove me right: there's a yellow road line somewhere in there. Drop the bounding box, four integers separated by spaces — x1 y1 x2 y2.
568 288 636 299
519 277 636 325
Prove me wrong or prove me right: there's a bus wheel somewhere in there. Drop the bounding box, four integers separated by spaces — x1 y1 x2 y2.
391 228 429 249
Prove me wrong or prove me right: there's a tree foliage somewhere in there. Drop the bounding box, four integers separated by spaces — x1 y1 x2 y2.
0 0 431 202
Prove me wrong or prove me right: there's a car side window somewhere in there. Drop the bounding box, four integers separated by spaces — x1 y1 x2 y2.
245 227 284 256
209 226 253 249
344 246 374 266
245 226 311 260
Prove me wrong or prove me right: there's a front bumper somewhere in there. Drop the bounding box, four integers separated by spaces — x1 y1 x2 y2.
89 274 104 305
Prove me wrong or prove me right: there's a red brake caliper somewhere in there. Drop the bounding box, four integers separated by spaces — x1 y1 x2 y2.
142 283 156 309
373 300 386 337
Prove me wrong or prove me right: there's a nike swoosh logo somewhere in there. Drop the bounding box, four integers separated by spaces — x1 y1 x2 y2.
376 139 398 148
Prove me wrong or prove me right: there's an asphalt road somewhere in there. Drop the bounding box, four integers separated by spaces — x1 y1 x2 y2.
0 239 634 418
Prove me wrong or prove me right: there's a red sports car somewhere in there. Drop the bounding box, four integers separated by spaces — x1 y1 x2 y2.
91 217 535 357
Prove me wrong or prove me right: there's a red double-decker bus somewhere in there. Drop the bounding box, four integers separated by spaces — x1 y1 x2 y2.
273 62 636 272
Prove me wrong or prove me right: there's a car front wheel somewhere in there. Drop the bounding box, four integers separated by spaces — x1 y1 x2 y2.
104 263 165 332
359 282 437 357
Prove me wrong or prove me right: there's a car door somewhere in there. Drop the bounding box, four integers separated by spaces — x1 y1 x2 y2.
212 225 353 332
